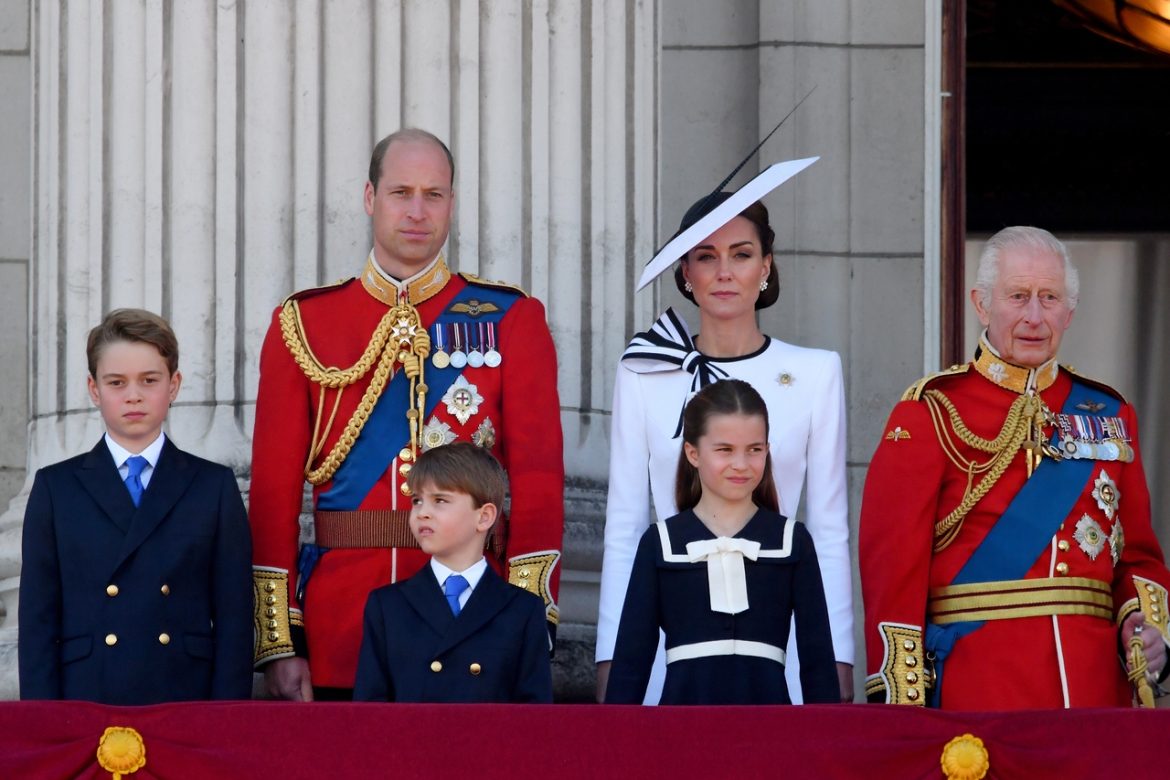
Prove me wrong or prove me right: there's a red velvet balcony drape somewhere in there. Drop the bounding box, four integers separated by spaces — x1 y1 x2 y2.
1 701 1165 779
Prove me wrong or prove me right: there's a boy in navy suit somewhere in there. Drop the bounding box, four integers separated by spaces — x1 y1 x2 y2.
354 442 552 702
18 309 253 705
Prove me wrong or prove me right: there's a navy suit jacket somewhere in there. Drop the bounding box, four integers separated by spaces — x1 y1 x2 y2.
353 563 552 703
18 437 253 705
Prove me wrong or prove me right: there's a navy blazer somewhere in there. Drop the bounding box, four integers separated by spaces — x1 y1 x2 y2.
353 564 552 703
18 437 253 705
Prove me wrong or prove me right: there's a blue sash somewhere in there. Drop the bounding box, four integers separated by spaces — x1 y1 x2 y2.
296 282 521 599
316 281 519 510
926 379 1119 705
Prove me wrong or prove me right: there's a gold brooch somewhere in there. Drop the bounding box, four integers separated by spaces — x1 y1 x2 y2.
450 299 500 318
777 371 795 387
885 426 912 442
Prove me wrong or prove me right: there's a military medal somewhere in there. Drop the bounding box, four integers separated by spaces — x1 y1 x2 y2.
467 322 485 368
422 415 456 451
1110 520 1125 565
484 322 502 367
1074 514 1106 561
1054 412 1133 463
442 376 483 425
450 322 468 369
431 324 451 369
472 417 496 448
1090 470 1118 519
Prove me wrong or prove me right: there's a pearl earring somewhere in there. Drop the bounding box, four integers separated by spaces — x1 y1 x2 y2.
759 279 769 292
684 281 693 293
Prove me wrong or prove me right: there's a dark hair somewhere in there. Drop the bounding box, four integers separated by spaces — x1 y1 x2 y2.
674 379 779 514
87 308 179 378
672 195 779 310
368 128 455 190
406 441 507 511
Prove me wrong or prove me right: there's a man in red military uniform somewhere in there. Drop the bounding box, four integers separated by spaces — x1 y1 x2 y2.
250 128 564 700
860 226 1170 710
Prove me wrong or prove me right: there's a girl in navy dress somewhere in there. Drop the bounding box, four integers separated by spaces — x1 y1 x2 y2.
605 379 839 704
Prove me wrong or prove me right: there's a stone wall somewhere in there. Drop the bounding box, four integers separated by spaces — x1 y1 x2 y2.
0 0 31 697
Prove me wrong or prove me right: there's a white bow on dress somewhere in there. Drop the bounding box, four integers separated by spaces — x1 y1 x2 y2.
685 536 761 614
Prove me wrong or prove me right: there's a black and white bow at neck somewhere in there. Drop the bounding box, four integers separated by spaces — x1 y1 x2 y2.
620 307 732 438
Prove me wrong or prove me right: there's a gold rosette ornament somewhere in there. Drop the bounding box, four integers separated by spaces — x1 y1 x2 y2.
97 726 146 779
940 733 989 780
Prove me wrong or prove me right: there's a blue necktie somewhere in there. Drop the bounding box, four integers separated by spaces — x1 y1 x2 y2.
444 574 469 616
124 455 148 507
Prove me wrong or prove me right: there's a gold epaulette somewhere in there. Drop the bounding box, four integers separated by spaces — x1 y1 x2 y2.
1062 365 1128 405
901 364 970 402
280 277 354 307
459 272 530 298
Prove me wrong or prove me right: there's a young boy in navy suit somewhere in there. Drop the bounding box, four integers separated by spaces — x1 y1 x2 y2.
19 309 253 705
353 442 552 702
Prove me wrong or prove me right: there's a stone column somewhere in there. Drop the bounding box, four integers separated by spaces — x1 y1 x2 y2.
0 0 31 696
0 0 658 700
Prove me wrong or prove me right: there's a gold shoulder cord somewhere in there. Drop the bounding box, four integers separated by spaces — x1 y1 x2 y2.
279 300 429 485
924 389 1048 551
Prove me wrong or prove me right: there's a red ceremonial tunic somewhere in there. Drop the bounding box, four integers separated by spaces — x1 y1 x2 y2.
860 339 1170 710
249 255 564 688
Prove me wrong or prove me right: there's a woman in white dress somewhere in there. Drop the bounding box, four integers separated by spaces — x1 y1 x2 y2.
595 190 854 703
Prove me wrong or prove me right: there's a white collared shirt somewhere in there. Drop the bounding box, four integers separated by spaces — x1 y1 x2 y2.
429 556 488 611
104 432 166 490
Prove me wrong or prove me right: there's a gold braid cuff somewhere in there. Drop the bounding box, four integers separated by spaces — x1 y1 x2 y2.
924 389 1048 551
253 567 295 665
1123 576 1170 645
508 551 561 625
865 622 930 705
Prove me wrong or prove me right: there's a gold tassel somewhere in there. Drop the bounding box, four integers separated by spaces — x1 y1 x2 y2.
1128 629 1156 708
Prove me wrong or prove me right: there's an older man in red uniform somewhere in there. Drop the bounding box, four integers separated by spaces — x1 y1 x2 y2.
250 129 564 700
861 226 1170 710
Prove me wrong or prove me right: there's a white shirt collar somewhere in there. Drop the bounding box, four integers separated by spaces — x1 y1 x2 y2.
430 556 488 607
104 431 166 469
105 432 166 490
